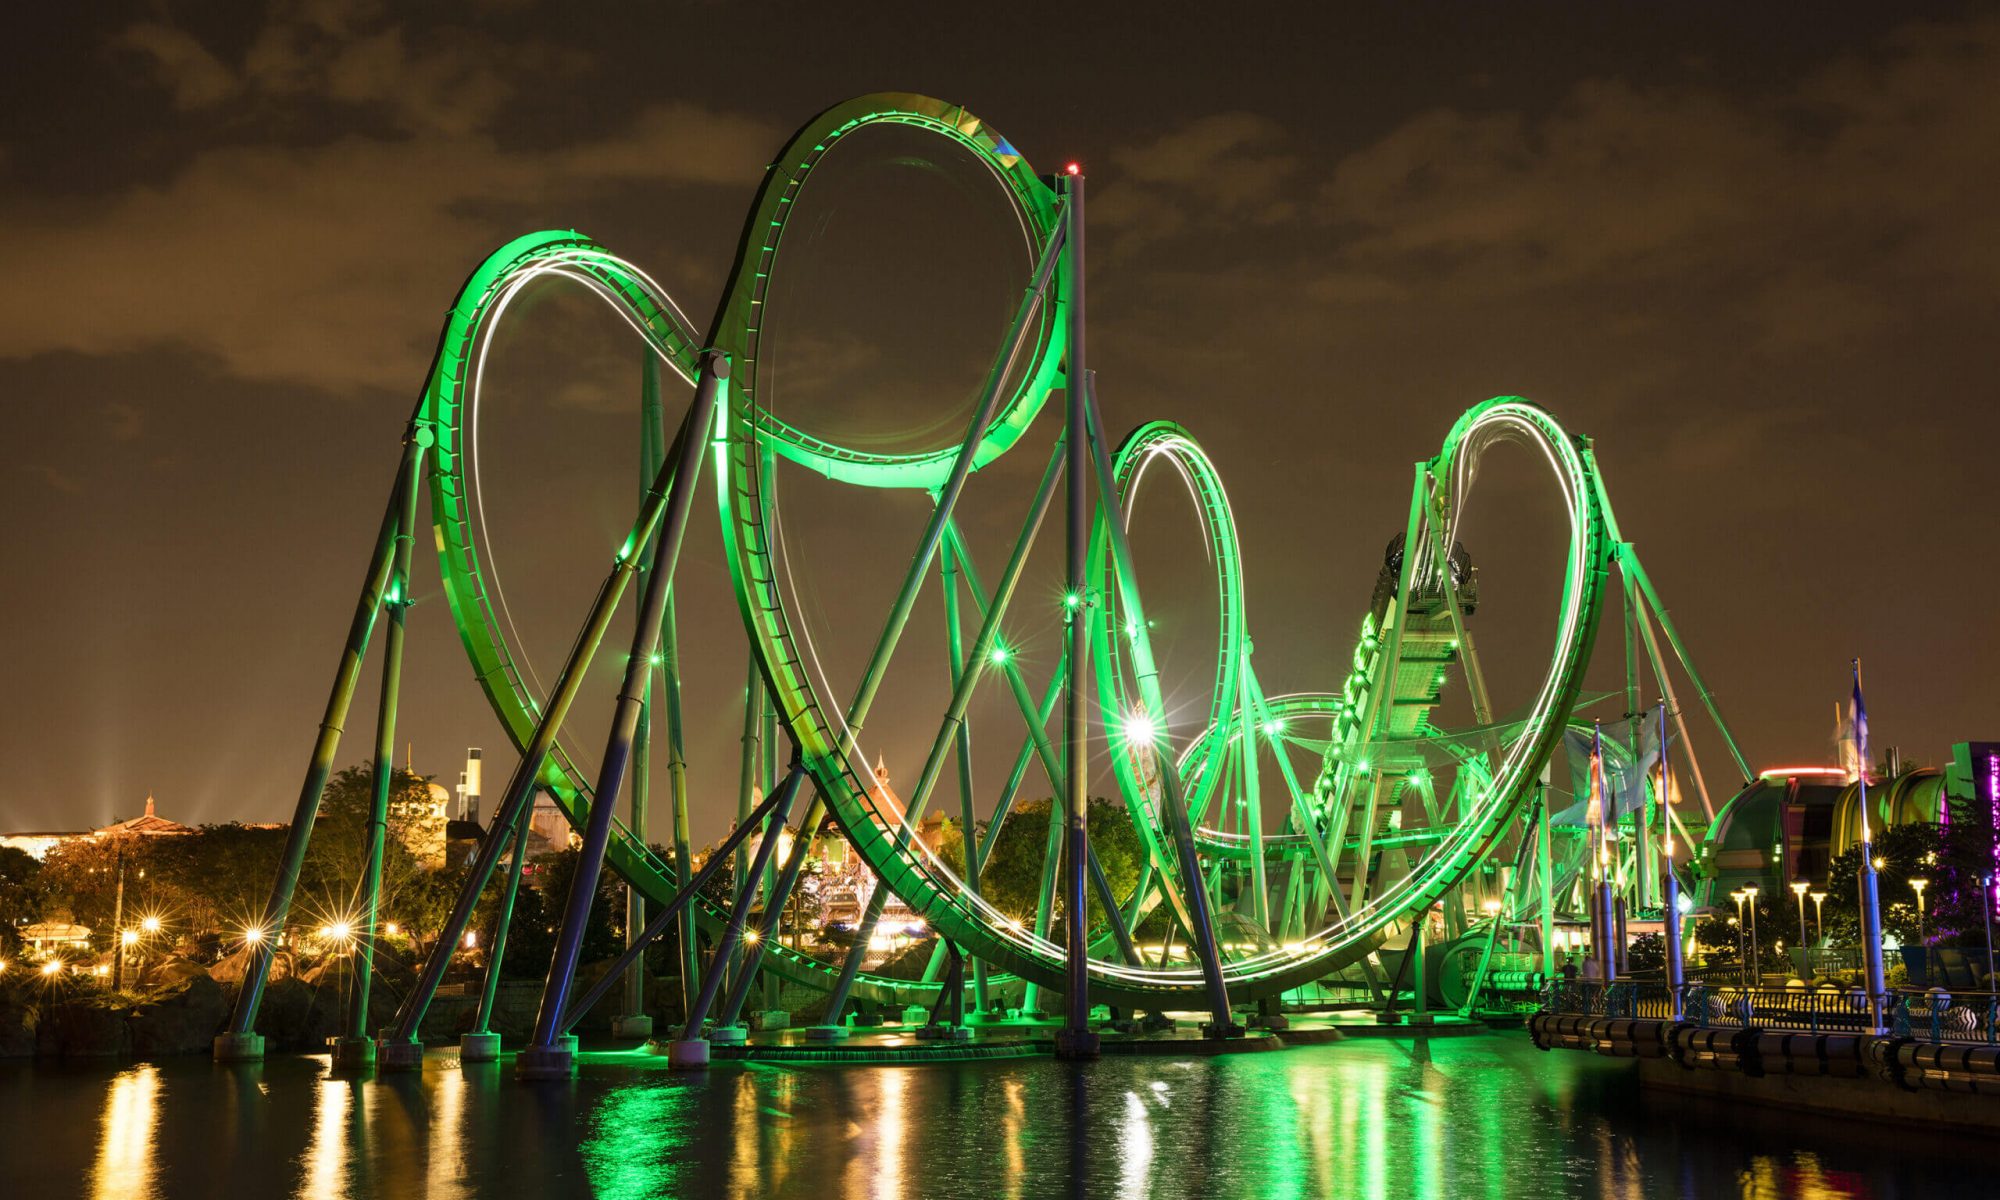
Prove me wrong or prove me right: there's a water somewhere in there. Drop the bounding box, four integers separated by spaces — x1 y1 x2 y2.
0 1033 1987 1199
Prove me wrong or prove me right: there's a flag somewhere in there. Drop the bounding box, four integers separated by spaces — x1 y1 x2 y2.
1852 659 1873 843
1850 661 1869 777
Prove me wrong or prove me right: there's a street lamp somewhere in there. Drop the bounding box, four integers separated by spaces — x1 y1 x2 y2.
1791 881 1810 978
1809 890 1827 977
1744 884 1761 984
1980 874 1997 989
141 915 161 934
1730 890 1749 982
1910 877 1929 950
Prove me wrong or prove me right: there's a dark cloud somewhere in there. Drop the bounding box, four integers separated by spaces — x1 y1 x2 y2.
0 2 1991 836
0 6 776 392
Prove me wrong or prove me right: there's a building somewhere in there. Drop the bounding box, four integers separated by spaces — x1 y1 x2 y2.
1 795 194 861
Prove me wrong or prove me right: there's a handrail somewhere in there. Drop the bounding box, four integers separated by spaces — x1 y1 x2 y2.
1541 980 2000 1045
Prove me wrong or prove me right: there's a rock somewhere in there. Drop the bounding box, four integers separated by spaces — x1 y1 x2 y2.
0 994 35 1058
38 1000 132 1058
129 975 230 1057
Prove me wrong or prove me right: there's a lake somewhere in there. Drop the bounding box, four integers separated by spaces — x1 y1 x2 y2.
0 1032 1986 1199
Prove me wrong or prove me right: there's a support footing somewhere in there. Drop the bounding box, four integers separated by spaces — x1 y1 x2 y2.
918 1024 973 1041
667 1039 710 1069
459 1032 501 1063
514 1046 573 1080
330 1036 376 1072
212 1032 266 1063
376 1038 426 1072
804 1025 850 1042
611 1015 654 1039
709 1025 747 1046
1054 1029 1101 1060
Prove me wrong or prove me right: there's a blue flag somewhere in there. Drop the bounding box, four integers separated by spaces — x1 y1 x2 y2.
1850 662 1869 766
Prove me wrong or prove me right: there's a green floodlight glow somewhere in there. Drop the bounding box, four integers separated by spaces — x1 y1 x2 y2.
1064 592 1082 609
988 646 1010 665
648 653 665 666
1262 719 1286 736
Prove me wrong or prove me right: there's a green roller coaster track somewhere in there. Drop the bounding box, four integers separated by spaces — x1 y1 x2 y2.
224 92 1754 1054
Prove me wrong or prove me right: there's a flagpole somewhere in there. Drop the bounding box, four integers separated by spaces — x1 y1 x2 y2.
1590 721 1618 982
1853 659 1888 1034
1660 699 1685 1019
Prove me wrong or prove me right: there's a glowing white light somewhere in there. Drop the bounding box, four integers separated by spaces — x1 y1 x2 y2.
1122 711 1158 746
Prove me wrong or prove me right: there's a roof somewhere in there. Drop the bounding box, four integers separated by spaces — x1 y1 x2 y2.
95 795 194 838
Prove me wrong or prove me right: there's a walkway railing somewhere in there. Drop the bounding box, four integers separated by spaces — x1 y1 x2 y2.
1541 980 2000 1046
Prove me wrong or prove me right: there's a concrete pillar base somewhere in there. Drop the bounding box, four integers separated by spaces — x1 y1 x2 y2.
667 1039 710 1069
330 1036 376 1072
1201 1021 1247 1040
459 1032 502 1063
899 1005 929 1025
918 1024 972 1041
376 1039 426 1072
1251 1013 1291 1031
514 1046 574 1080
709 1025 748 1045
1406 1013 1437 1028
611 1015 654 1039
212 1032 266 1062
1054 1029 1101 1060
804 1024 850 1041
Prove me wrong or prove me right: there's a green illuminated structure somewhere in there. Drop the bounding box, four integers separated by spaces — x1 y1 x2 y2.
214 94 1752 1071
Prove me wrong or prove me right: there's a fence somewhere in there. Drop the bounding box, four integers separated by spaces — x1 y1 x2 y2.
1541 979 2000 1046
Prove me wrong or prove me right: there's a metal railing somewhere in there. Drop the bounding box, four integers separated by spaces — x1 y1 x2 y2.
1541 980 2000 1046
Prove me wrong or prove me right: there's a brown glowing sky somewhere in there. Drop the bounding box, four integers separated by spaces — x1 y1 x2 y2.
2 2 1995 837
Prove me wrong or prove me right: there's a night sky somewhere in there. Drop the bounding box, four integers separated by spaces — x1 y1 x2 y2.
3 2 1995 839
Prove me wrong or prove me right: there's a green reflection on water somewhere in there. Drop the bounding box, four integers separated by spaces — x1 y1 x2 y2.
3 1033 1987 1199
581 1076 694 1200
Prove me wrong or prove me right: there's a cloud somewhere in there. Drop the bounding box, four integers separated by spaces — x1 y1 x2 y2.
115 23 239 110
1310 16 2000 352
1093 112 1299 254
0 10 778 395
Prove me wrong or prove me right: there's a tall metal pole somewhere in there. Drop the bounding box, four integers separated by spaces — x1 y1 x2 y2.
1660 703 1685 1020
716 793 828 1030
662 591 700 1015
381 410 699 1059
728 657 763 995
1057 170 1097 1059
1854 661 1888 1034
620 352 668 1038
218 433 421 1060
672 764 806 1067
336 440 423 1070
517 353 725 1078
939 538 991 1015
1538 771 1556 980
462 791 537 1062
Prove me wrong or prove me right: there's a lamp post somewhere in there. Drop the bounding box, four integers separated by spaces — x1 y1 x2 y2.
1744 883 1761 985
1980 874 1997 990
1730 890 1748 983
1809 890 1827 978
1791 880 1809 978
1910 877 1929 949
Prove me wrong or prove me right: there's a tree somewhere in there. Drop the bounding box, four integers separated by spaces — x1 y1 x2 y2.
1825 821 1946 948
0 846 40 953
297 765 443 935
973 798 1145 939
147 824 286 938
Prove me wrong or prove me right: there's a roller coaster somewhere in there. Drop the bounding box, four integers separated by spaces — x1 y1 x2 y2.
211 93 1756 1072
